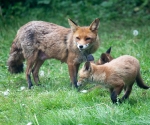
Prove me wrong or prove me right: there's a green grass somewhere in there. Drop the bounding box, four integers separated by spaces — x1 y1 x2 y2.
0 16 150 125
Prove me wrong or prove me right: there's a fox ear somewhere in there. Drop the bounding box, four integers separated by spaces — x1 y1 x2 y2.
68 19 78 32
89 18 100 31
106 47 111 54
84 61 91 71
101 53 109 63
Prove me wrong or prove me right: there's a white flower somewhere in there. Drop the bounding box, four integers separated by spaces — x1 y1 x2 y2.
22 104 25 106
80 90 88 93
27 122 32 125
3 89 10 96
20 86 26 91
133 30 138 36
40 70 44 76
137 53 140 57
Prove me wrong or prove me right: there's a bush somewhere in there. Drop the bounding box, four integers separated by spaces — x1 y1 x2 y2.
0 0 150 22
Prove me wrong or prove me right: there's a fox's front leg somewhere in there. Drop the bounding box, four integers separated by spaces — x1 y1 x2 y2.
67 63 80 88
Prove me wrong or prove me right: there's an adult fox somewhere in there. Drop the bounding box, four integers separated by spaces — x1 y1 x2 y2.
7 18 100 89
77 55 149 103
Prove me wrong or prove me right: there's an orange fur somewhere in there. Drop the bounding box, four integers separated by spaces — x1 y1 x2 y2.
78 55 149 103
7 18 100 89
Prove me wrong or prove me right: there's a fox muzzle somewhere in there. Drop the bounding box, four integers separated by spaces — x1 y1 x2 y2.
75 42 89 51
77 81 82 87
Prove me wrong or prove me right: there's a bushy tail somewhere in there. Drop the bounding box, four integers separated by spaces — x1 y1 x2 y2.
136 71 149 89
7 38 24 74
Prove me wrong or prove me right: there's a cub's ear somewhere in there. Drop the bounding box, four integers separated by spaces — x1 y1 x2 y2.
84 61 91 71
89 18 100 31
106 47 111 54
68 19 79 32
100 53 109 63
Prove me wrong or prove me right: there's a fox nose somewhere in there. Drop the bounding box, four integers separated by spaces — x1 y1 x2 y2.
79 45 83 49
77 82 82 87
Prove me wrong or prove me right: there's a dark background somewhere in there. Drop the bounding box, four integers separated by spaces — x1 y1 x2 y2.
0 0 150 24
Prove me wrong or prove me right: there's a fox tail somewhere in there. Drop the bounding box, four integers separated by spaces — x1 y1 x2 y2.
136 71 149 89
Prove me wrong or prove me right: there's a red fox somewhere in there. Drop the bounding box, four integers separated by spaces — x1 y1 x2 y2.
7 18 100 89
77 55 149 103
78 47 113 92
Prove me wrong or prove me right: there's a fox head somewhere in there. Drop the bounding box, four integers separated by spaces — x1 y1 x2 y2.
68 18 100 51
97 47 113 65
77 61 92 87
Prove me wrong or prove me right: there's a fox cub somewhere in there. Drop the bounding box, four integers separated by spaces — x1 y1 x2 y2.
7 18 100 89
78 47 113 92
78 55 149 103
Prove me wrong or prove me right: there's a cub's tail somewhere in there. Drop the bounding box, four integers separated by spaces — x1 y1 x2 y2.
7 38 24 73
136 71 149 89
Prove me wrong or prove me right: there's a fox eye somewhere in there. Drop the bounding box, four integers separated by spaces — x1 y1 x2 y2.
76 37 80 40
86 37 91 41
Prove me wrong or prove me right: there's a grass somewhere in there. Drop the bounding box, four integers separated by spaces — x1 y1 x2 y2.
0 15 150 125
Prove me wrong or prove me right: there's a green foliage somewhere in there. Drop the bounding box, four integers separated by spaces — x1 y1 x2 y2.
1 0 150 22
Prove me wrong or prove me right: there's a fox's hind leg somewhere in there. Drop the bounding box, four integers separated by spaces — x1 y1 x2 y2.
110 82 124 103
121 85 133 101
26 59 34 89
26 51 39 89
32 59 44 85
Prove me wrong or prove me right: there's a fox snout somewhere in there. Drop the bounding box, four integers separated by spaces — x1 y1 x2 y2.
76 42 89 51
77 81 82 87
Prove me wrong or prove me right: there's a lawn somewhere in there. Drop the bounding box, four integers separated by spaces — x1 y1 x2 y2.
0 16 150 125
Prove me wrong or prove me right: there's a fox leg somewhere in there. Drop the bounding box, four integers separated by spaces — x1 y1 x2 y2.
110 88 118 103
32 59 44 85
26 52 38 89
110 83 124 103
26 59 35 89
121 85 133 101
68 63 80 88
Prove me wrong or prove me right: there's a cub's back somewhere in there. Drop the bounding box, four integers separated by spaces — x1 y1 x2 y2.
106 55 139 67
105 55 140 78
